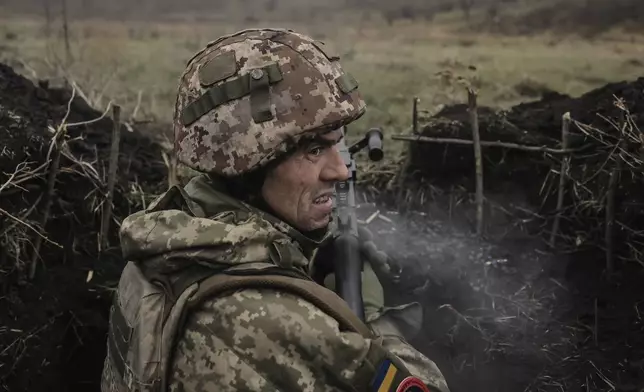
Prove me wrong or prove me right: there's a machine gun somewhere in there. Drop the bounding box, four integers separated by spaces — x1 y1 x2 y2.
329 126 384 321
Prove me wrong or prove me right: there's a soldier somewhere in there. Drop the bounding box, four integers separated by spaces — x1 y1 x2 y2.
101 28 449 392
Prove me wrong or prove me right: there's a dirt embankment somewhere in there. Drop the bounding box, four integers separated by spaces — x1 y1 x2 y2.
407 77 644 254
397 76 644 392
0 63 168 392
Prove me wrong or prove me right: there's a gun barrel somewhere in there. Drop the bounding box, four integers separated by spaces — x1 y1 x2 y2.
330 125 384 322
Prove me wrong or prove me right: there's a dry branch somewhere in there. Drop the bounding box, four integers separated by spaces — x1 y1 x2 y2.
28 126 65 279
8 161 49 188
27 86 77 278
550 112 572 247
100 105 121 251
131 90 143 121
412 97 419 135
594 298 599 346
0 206 59 248
469 89 484 235
0 194 42 238
66 100 113 128
0 162 31 195
605 112 625 274
391 135 585 154
605 160 620 274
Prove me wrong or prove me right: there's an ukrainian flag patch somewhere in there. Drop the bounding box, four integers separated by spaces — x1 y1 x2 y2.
372 359 399 392
372 359 432 392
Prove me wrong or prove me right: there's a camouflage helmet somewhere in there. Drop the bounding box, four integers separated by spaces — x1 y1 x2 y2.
173 28 367 176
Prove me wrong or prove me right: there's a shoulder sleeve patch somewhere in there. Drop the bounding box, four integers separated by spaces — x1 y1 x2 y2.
396 377 431 392
198 50 238 87
372 359 432 392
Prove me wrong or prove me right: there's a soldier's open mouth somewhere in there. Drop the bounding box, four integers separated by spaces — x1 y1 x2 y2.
313 195 331 204
312 195 333 214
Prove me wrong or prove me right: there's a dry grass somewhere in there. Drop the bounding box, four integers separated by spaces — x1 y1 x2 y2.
1 14 643 159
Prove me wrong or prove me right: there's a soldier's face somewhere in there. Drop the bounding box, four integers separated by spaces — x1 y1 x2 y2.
262 129 349 231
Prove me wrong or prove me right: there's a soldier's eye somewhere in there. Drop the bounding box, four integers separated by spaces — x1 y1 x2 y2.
308 146 324 156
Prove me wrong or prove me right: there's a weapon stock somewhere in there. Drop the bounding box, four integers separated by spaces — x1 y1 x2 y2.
332 126 384 321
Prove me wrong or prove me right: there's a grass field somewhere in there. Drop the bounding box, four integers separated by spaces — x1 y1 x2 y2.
1 14 643 149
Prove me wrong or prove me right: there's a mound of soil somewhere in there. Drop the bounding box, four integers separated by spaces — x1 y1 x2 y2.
396 76 644 391
0 63 168 392
408 77 644 251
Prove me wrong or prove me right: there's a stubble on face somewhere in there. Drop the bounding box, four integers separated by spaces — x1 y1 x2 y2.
261 129 348 232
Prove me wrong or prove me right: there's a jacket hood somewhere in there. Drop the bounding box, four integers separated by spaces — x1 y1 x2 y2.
119 174 330 278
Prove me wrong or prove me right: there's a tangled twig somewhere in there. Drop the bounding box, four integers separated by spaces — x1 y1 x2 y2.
0 206 60 248
28 86 76 279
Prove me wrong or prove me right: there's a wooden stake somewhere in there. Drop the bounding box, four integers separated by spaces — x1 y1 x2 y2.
594 297 599 346
29 128 65 279
391 135 583 154
412 97 419 135
100 105 121 251
468 89 484 235
395 97 419 209
550 112 571 247
605 111 625 274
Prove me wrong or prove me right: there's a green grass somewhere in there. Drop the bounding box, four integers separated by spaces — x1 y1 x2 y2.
1 15 643 157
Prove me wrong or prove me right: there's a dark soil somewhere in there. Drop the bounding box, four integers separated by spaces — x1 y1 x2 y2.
407 77 644 254
0 63 167 392
385 75 644 391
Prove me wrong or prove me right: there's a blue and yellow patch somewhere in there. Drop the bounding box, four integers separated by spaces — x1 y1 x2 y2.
371 360 431 392
372 359 399 392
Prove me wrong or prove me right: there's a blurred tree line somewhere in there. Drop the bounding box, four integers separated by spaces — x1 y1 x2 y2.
2 0 643 34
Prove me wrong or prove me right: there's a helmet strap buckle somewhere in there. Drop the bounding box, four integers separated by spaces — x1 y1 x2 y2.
249 67 274 123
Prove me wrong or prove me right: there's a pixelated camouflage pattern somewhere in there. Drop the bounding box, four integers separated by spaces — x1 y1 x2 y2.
119 175 323 274
169 288 449 392
101 259 201 392
173 28 366 176
103 174 449 392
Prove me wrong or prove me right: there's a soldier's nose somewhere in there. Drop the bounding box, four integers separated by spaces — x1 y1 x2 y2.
322 146 349 182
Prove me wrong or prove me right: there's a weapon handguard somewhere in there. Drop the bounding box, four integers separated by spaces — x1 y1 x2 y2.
332 126 384 321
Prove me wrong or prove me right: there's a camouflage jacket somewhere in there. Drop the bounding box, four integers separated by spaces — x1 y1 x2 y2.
101 174 449 392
